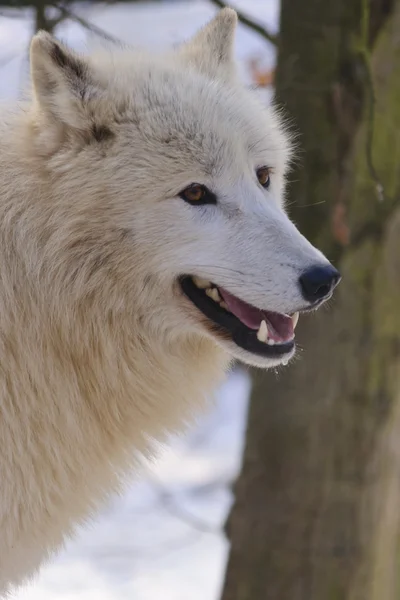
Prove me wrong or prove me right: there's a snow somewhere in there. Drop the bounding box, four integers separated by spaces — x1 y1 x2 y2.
0 1 278 598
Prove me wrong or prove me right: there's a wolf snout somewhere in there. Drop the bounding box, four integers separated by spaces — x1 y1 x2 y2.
299 264 341 304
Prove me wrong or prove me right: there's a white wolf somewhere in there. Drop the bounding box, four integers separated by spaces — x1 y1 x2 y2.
0 8 340 595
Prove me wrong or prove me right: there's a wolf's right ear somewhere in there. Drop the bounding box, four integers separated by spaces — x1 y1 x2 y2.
30 32 100 130
178 8 238 82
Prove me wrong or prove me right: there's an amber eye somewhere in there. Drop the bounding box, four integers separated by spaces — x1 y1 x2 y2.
179 184 217 206
182 184 205 202
257 167 271 189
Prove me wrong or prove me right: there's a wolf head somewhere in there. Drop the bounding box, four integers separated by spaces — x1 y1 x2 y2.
28 9 340 369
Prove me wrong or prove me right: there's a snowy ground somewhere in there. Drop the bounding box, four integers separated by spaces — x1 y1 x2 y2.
0 2 277 598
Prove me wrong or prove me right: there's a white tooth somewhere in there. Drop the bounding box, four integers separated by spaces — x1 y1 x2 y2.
193 276 211 289
291 312 299 330
257 320 268 343
213 288 221 302
206 287 221 303
267 338 275 346
282 358 289 366
220 301 229 310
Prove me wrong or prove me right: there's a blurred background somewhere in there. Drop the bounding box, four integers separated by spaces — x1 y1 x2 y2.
1 0 399 599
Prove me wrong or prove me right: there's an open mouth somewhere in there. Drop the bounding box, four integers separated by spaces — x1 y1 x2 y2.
180 276 299 360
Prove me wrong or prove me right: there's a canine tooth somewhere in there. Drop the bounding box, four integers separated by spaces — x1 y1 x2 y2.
282 358 289 366
193 276 211 289
257 320 268 343
220 301 229 310
206 287 221 303
266 338 275 346
292 312 299 330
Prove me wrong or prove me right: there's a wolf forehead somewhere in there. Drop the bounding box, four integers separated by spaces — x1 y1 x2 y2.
91 55 287 174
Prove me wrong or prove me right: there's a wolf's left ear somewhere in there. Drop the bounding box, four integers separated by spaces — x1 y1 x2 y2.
178 8 238 81
30 32 101 130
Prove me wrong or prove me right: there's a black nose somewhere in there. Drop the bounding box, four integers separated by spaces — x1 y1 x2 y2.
299 264 341 303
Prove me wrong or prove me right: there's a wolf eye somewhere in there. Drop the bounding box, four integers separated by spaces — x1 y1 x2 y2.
179 184 217 206
257 167 271 189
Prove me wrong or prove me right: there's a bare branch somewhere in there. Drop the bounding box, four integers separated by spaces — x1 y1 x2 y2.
46 13 68 32
0 9 26 19
160 491 220 534
0 52 19 69
149 474 221 535
209 0 278 46
52 3 122 44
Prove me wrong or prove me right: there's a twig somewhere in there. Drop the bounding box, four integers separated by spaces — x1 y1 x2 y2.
149 473 220 535
0 51 19 68
46 13 68 32
52 3 122 44
209 0 278 46
160 491 220 534
0 9 24 19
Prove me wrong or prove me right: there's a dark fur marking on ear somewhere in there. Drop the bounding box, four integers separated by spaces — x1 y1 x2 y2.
49 42 86 81
41 75 58 96
91 124 114 143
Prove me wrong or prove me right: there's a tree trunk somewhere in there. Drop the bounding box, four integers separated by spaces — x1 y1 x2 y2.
33 1 64 34
221 1 399 599
34 1 48 32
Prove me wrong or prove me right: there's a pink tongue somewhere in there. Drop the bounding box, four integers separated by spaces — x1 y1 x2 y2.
219 287 294 342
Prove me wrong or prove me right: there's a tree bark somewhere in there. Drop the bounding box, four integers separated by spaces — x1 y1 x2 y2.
33 1 48 32
221 1 399 599
33 1 67 34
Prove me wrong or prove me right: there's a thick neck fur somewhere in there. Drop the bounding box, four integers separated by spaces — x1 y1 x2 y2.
0 107 229 594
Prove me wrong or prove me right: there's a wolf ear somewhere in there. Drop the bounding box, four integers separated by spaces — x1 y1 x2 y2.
179 8 238 81
30 32 100 130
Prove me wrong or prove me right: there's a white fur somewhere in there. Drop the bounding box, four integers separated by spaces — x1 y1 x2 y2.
0 10 329 595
